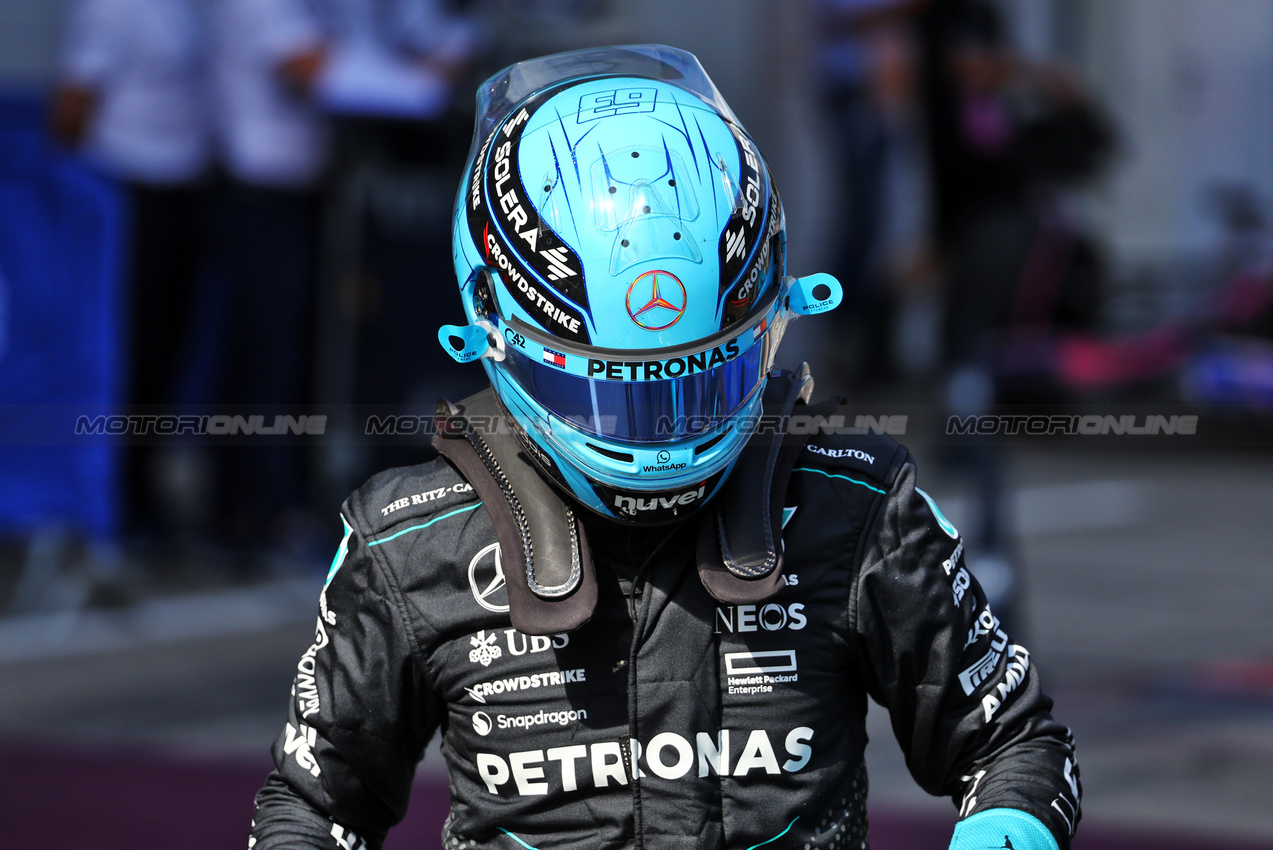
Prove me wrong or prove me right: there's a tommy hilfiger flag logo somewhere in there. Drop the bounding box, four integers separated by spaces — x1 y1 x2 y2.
542 348 567 368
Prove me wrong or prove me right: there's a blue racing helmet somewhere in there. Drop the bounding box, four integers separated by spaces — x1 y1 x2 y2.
442 44 842 524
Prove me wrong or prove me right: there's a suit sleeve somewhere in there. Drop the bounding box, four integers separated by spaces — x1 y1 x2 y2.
249 514 442 850
850 460 1082 848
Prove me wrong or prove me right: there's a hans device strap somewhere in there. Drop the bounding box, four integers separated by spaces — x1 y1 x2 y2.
697 364 843 604
432 368 844 630
432 392 597 636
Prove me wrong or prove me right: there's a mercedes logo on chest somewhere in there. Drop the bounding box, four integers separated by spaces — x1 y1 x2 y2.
467 542 508 613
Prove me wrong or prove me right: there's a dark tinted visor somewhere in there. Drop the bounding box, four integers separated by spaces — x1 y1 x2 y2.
497 297 780 444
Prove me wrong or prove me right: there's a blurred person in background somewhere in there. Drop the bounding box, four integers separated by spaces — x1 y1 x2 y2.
813 0 926 389
207 0 332 562
50 0 213 545
313 0 488 479
916 0 1108 367
319 0 480 86
913 0 1113 629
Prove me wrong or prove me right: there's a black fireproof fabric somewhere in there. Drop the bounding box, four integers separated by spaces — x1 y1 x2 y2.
249 427 1081 850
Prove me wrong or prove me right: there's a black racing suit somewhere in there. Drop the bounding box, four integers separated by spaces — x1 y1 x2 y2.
249 429 1081 849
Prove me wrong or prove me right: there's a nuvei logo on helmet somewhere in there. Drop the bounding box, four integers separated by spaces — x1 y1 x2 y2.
614 483 706 513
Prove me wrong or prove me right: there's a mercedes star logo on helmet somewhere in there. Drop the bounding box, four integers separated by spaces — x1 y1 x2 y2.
626 270 686 331
468 543 509 613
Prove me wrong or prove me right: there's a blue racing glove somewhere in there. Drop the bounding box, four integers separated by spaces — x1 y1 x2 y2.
948 809 1060 850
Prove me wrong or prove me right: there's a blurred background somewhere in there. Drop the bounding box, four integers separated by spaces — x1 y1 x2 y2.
1 0 1272 847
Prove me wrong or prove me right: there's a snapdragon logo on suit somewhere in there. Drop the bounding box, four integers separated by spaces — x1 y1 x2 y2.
472 707 587 736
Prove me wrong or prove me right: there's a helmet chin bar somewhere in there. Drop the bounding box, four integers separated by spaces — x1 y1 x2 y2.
499 376 749 526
